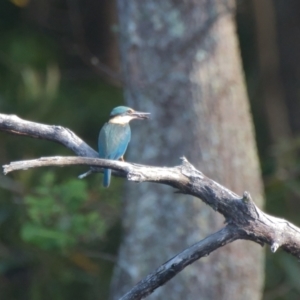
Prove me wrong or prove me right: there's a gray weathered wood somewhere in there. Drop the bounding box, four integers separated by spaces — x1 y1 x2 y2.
1 113 300 299
3 153 300 261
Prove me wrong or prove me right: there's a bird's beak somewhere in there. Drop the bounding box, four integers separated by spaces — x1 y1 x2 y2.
131 111 151 120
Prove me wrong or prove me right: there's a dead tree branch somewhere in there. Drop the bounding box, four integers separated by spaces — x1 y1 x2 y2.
0 113 97 157
119 226 240 300
2 113 300 300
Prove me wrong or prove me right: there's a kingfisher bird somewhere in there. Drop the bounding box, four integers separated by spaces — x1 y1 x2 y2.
98 106 150 187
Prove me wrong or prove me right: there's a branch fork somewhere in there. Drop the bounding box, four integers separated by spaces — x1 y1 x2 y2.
1 113 300 300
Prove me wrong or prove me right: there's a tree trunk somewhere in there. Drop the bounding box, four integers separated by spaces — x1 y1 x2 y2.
111 1 265 299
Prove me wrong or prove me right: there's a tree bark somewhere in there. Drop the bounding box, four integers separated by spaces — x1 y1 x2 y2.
112 1 265 299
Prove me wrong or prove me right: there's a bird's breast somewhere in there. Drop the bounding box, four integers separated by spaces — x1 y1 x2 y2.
98 123 131 160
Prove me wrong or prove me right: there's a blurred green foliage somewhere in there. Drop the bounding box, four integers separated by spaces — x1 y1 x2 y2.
21 172 107 251
0 1 123 299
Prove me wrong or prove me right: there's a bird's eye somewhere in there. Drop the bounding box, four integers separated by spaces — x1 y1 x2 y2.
127 109 134 114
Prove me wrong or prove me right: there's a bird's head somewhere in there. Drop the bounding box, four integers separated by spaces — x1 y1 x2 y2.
109 106 150 124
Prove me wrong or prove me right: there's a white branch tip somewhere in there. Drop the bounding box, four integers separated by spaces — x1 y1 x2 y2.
270 242 280 253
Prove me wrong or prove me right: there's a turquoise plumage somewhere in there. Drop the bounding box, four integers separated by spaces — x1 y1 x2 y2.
98 106 149 187
98 123 131 187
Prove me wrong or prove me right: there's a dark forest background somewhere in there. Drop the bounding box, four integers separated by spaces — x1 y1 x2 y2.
1 0 300 299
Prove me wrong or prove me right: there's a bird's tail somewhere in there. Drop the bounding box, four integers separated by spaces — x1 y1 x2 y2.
103 169 111 187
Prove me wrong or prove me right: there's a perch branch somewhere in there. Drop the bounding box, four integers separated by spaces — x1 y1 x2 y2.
2 113 300 299
3 155 300 260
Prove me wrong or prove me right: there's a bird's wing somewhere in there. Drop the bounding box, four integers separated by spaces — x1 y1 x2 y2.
98 123 131 160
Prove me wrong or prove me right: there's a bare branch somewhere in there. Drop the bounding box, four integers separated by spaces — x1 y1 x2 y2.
3 155 300 260
2 113 300 299
0 113 97 158
119 225 240 300
2 156 186 185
